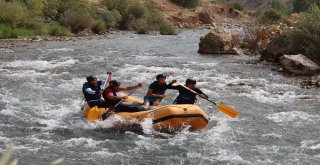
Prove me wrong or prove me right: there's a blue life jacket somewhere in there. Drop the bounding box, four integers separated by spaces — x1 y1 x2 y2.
82 81 103 103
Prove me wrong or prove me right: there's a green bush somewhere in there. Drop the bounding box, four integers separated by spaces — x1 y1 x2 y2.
286 5 320 64
144 2 164 28
28 22 48 35
259 9 284 22
129 18 150 34
101 0 168 33
169 0 200 8
127 2 147 19
159 21 176 35
60 9 93 33
42 0 61 22
97 10 117 28
103 0 133 15
124 2 148 30
0 24 34 39
91 20 106 34
43 0 94 22
230 3 244 11
111 10 122 27
0 0 45 28
48 23 70 36
0 0 26 27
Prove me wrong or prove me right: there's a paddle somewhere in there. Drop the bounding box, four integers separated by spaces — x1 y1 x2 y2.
102 86 141 120
86 71 112 121
176 83 238 118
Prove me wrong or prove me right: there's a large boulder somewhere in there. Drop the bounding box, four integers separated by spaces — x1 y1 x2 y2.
198 27 240 55
279 54 320 75
260 36 295 62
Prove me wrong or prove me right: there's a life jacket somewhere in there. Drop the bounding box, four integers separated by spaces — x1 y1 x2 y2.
103 87 121 105
82 81 102 103
174 88 197 104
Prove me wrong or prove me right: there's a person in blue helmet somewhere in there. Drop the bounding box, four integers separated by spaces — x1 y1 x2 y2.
168 78 208 104
143 74 177 106
82 72 112 108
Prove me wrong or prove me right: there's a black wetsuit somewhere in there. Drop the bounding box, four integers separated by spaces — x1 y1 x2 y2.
168 84 207 104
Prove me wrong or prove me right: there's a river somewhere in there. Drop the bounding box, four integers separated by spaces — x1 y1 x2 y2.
0 30 319 164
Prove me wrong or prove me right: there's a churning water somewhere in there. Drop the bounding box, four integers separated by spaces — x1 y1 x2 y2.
0 30 319 164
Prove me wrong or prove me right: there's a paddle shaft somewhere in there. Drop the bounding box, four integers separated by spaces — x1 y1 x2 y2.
102 72 112 90
176 83 217 105
177 83 238 118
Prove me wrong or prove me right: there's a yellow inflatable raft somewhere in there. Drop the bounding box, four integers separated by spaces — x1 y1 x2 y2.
83 96 209 132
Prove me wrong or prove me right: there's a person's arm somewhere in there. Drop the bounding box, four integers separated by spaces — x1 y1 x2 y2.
146 88 165 98
85 88 97 94
119 83 143 91
106 71 112 83
167 79 178 90
196 88 208 99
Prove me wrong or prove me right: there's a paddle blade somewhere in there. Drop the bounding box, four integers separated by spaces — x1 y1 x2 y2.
87 106 100 121
216 103 238 118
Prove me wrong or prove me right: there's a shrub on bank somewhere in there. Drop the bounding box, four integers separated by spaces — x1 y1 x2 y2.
159 21 177 35
60 9 93 33
97 9 121 29
170 0 200 8
91 20 106 34
124 2 148 29
0 0 45 28
286 5 320 64
0 24 34 39
48 23 70 36
127 2 147 19
102 0 133 15
101 0 168 34
43 0 94 23
0 0 26 27
129 18 150 34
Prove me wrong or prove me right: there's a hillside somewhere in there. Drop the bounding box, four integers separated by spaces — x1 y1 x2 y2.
90 0 252 28
153 0 249 28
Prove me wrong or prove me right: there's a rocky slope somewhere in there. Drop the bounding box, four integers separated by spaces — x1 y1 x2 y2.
223 0 291 11
154 0 251 28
